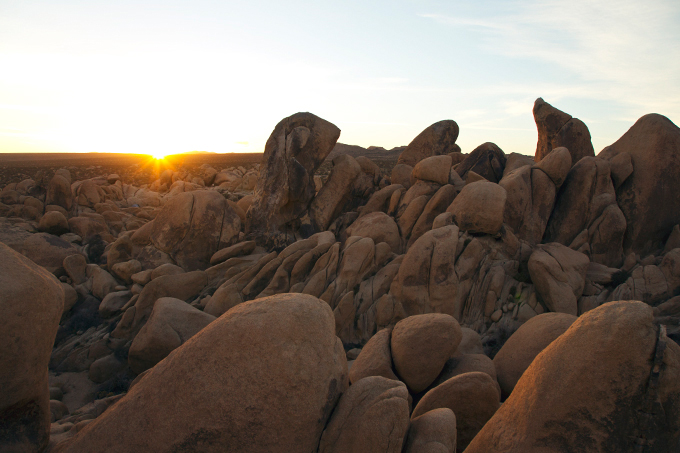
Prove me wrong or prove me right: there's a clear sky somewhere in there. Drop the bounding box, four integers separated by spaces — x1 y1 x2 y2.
1 0 678 156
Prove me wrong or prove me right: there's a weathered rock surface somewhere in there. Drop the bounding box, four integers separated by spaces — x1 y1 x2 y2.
447 181 506 235
533 98 595 165
456 142 506 183
391 164 414 189
528 243 589 316
19 233 81 274
544 156 626 267
346 211 401 254
245 112 341 235
1 243 64 453
433 353 498 389
404 408 457 453
128 297 216 373
408 184 458 248
38 211 70 235
412 372 501 452
310 154 362 231
318 376 410 453
389 225 461 317
500 147 571 245
46 174 73 210
398 120 459 167
209 240 256 265
349 327 399 384
113 270 207 338
466 301 680 453
598 114 680 257
55 294 348 453
493 312 576 397
391 313 462 393
150 190 241 270
412 155 452 185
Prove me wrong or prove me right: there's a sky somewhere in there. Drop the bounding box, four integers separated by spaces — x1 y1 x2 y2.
1 0 679 156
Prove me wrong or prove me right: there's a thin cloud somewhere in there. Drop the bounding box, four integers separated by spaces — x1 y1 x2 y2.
417 13 511 32
420 0 680 118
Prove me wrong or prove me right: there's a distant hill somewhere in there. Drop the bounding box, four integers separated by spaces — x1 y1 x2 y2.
325 143 405 162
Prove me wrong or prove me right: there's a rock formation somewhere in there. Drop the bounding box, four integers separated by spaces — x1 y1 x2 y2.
533 97 595 165
1 243 64 452
397 120 460 167
245 112 340 239
0 104 678 452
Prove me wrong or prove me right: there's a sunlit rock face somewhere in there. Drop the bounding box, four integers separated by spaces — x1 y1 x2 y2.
533 97 595 166
397 119 460 168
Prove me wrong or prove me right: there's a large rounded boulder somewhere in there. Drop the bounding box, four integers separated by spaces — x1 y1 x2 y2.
54 293 348 452
493 312 576 397
128 298 216 374
598 113 680 257
398 120 460 167
412 372 500 452
346 211 401 254
1 243 64 452
391 313 462 393
318 376 410 453
447 181 507 235
466 301 680 452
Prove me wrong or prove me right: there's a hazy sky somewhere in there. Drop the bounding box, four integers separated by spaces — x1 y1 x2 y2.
1 0 678 156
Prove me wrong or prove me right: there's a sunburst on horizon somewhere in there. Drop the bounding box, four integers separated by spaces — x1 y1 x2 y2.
150 150 172 160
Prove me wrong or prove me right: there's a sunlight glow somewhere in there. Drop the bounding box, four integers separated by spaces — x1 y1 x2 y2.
150 150 171 160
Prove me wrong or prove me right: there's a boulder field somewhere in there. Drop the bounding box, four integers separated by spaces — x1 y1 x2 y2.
0 104 679 452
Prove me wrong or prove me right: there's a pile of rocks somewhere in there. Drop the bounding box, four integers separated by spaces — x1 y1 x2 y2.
2 102 680 452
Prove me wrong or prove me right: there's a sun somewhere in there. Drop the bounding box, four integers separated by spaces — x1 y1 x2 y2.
149 150 171 160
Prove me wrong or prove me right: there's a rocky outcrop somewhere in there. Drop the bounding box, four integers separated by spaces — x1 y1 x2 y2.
493 312 576 397
544 156 626 267
112 270 207 339
391 313 462 393
46 174 73 210
391 164 414 189
528 243 589 316
345 212 401 254
456 142 506 183
411 155 452 185
318 376 410 453
466 301 680 452
404 408 457 453
412 372 501 452
398 120 459 167
598 114 680 257
500 147 571 245
245 112 341 236
349 327 399 384
1 243 64 453
17 233 81 274
310 154 362 231
150 190 241 270
54 294 348 452
447 181 506 235
389 225 461 317
533 98 595 165
128 298 216 373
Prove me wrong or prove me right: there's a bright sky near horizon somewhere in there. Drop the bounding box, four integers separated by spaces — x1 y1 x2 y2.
1 0 679 156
